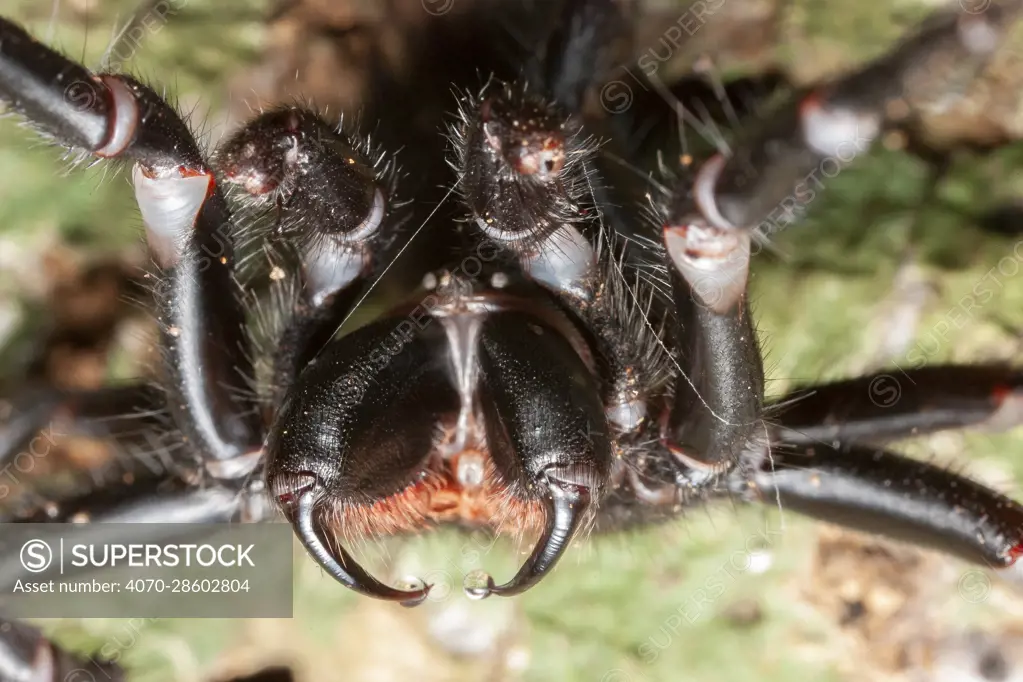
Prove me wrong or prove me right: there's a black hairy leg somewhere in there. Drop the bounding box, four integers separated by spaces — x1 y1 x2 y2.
771 365 1023 445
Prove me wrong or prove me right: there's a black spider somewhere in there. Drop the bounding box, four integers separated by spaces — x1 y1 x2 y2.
0 0 1022 678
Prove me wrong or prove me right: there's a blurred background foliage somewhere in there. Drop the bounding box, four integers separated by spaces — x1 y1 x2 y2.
1 0 1022 680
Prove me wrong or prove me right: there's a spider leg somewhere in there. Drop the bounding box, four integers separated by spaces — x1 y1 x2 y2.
652 161 766 470
0 18 263 474
3 475 248 525
0 617 125 682
659 259 765 470
698 3 1022 232
771 365 1023 445
735 442 1023 581
0 383 165 470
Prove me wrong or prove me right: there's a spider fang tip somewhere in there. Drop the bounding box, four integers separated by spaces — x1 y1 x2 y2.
277 471 432 604
481 472 593 598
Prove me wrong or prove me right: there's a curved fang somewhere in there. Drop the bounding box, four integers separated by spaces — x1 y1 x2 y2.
475 476 592 598
281 473 431 606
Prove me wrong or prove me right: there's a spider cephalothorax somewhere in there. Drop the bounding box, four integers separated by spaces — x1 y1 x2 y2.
2 1 1023 676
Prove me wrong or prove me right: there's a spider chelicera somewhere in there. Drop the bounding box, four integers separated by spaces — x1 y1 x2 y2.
0 0 1022 677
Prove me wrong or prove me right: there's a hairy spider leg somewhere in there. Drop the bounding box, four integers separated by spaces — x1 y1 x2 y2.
0 16 429 606
454 0 675 440
655 169 766 471
770 365 1023 445
699 3 1021 233
0 18 263 474
735 441 1023 584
